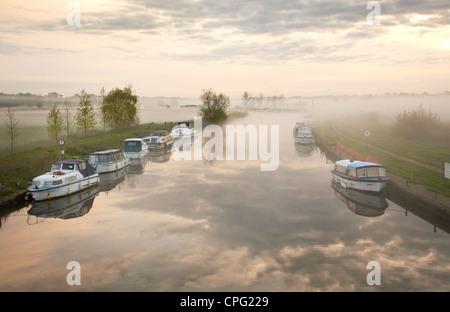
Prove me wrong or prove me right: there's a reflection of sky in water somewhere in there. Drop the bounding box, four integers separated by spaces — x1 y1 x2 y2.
0 112 449 291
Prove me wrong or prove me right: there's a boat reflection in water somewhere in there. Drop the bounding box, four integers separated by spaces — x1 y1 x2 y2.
27 185 100 222
331 183 389 217
98 166 129 192
294 142 315 157
148 147 171 163
128 156 149 175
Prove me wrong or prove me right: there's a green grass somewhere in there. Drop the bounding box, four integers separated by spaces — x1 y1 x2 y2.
0 122 178 196
0 125 50 154
333 119 450 168
314 120 450 197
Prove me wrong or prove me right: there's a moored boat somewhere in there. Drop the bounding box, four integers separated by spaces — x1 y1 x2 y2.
26 159 99 201
143 130 174 150
124 138 149 159
293 122 315 144
88 149 130 173
331 159 388 193
170 121 197 140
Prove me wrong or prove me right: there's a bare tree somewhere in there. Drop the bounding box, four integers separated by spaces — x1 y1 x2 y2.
3 106 20 152
98 86 107 131
62 99 73 141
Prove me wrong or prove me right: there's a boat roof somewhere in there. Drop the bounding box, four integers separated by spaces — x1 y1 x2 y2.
125 138 144 141
149 130 169 135
53 159 87 165
90 149 122 155
336 159 383 169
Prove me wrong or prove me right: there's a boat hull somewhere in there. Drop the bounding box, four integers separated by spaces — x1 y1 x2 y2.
27 174 99 201
331 171 387 193
125 149 148 159
294 137 315 144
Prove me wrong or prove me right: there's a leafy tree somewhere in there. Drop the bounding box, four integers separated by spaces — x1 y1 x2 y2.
199 88 230 123
47 104 64 144
3 106 20 152
76 89 96 135
101 84 140 129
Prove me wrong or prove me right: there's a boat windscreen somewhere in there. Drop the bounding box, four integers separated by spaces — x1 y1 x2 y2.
51 163 61 171
62 163 75 170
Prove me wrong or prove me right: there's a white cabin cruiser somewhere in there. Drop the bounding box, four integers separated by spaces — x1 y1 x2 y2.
89 149 130 173
331 159 388 193
143 130 174 150
170 121 197 140
27 159 99 201
124 138 149 159
293 122 315 144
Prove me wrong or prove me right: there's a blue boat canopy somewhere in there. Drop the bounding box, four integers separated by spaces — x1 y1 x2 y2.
336 159 383 169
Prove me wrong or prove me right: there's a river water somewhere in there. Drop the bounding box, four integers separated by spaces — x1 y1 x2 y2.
0 111 449 292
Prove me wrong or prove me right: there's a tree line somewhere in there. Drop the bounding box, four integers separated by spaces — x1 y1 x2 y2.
3 84 140 152
4 86 232 153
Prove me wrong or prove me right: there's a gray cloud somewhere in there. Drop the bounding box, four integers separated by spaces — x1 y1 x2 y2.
2 0 449 63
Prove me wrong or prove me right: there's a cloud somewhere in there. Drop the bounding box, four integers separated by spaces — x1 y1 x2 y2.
1 0 449 97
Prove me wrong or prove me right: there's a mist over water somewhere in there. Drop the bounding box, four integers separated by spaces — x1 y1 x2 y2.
0 108 448 292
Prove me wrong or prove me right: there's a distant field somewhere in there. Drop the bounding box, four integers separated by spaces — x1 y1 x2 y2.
0 107 199 154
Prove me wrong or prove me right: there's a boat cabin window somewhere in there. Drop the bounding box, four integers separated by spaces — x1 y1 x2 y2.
357 166 387 178
78 162 86 170
335 165 348 174
124 141 142 152
44 180 63 186
367 167 380 177
348 168 357 177
51 163 61 171
89 154 110 163
65 176 77 182
335 165 357 177
62 163 75 171
357 168 367 178
100 155 109 163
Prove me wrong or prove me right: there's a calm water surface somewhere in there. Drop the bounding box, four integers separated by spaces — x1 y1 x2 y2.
0 112 449 291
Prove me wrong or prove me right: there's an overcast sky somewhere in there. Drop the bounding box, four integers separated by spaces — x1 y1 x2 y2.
1 0 449 98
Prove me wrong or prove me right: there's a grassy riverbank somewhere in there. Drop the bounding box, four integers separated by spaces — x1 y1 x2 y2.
0 121 177 200
313 119 450 197
0 110 248 203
